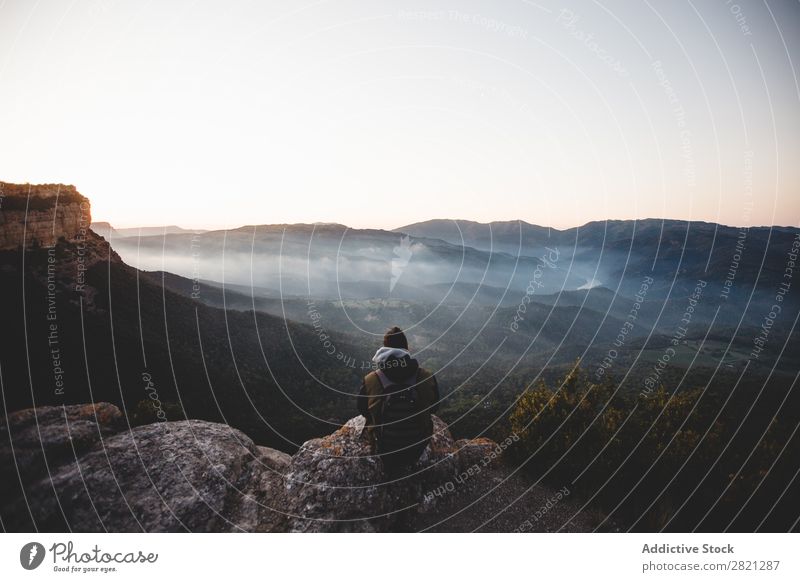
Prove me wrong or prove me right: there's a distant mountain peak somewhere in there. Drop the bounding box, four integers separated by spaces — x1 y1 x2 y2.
89 222 206 238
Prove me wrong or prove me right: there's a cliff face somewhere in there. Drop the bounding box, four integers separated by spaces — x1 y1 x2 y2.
0 182 121 310
0 182 91 250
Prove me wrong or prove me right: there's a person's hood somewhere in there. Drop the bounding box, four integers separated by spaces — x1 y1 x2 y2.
372 347 410 364
372 347 419 383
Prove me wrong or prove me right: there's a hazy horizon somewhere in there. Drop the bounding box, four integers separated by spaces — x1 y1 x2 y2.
89 213 799 233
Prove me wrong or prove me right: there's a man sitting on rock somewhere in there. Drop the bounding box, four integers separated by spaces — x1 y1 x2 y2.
357 326 440 475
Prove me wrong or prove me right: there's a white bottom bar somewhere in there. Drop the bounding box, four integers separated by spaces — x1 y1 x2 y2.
1 533 797 581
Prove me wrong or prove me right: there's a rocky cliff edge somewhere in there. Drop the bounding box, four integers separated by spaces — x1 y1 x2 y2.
0 403 517 532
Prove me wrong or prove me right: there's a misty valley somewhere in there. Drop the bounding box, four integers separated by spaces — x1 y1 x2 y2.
108 217 800 421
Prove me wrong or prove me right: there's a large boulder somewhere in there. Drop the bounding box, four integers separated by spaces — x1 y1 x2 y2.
2 412 287 532
0 403 124 502
283 415 493 532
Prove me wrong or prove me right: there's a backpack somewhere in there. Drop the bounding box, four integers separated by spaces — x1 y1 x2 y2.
375 369 423 455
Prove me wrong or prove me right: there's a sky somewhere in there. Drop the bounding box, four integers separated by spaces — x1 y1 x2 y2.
0 0 798 230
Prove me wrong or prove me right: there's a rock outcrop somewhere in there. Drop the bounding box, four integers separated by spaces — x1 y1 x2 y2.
0 403 504 532
0 182 91 250
0 403 124 503
284 415 475 532
0 183 122 310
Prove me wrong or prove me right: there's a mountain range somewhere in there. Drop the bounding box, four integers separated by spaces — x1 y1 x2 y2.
88 213 800 439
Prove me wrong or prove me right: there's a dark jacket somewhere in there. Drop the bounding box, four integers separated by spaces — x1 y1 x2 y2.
357 353 439 419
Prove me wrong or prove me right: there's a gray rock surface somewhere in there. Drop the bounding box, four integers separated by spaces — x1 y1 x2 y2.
0 403 124 501
1 403 589 532
282 414 498 532
1 406 286 532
